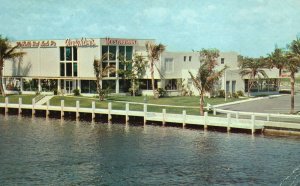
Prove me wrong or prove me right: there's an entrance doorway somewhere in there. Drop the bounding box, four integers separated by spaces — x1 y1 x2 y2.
65 80 73 94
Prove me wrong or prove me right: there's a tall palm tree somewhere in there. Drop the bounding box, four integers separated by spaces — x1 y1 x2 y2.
238 56 268 96
145 42 165 98
93 53 115 101
0 35 25 96
267 46 287 77
286 38 300 114
189 49 227 116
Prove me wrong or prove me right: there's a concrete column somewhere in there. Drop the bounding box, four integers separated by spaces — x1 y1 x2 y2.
20 78 24 92
204 112 208 130
162 109 166 126
46 100 50 117
77 79 81 93
125 103 129 124
227 113 231 132
108 102 112 122
61 100 64 118
18 97 22 115
76 101 80 118
143 104 147 125
92 101 95 120
116 79 119 94
38 79 42 92
182 110 186 128
32 98 36 116
251 114 255 134
5 97 8 114
58 79 61 92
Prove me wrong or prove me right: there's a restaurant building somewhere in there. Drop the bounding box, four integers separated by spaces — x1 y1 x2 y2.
2 37 279 96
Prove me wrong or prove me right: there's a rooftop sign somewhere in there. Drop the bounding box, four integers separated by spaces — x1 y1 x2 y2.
65 38 97 47
17 40 57 48
105 38 137 45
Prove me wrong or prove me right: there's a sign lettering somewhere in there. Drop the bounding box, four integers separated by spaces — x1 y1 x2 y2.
17 40 57 48
105 38 137 45
65 38 97 47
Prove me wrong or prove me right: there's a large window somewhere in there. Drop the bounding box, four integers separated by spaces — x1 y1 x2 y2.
23 78 38 91
60 47 78 77
81 80 97 94
165 58 174 73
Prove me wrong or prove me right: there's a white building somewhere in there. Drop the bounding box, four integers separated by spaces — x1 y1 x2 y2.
2 37 279 96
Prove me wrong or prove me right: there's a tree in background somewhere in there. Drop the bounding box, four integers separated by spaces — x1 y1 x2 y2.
93 53 115 101
189 49 227 116
145 42 165 98
0 35 25 96
238 56 268 96
118 53 148 96
286 37 300 114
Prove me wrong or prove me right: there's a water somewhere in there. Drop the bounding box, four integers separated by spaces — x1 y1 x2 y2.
0 115 299 185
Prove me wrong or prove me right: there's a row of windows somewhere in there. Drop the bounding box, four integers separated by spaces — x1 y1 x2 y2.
60 47 77 61
183 56 192 62
102 45 133 61
60 63 77 77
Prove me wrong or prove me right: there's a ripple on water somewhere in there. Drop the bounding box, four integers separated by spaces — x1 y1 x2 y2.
0 115 299 185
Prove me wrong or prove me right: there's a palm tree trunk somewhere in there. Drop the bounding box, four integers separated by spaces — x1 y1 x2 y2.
150 62 157 98
247 79 251 97
290 72 295 114
278 68 282 90
132 78 135 97
0 68 5 97
200 91 204 116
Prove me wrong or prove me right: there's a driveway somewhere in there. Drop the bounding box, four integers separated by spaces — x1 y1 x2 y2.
218 94 300 114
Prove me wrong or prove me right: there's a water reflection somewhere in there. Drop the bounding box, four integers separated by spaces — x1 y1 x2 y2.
0 115 299 185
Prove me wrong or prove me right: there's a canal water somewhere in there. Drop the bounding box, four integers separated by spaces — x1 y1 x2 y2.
0 115 299 185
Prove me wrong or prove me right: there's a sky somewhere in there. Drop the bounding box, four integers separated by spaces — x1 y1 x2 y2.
1 0 300 57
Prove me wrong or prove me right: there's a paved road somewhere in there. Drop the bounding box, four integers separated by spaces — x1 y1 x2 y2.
219 94 300 114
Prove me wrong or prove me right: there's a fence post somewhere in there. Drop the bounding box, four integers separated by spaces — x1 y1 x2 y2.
267 114 270 121
76 101 80 118
236 112 239 120
32 98 35 116
143 104 147 125
61 100 64 119
125 103 129 124
92 101 95 120
213 108 216 115
204 112 208 130
227 113 231 132
182 110 186 128
108 102 112 122
18 97 22 115
162 109 166 126
5 97 8 114
46 100 50 117
251 114 255 134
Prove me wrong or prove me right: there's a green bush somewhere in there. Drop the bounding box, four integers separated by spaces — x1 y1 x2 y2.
218 90 225 98
232 92 239 98
157 88 167 98
53 89 58 95
236 90 244 97
73 89 80 96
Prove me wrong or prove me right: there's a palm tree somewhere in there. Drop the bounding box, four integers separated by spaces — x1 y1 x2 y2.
145 42 165 98
286 38 300 114
189 49 227 116
118 53 148 96
0 35 25 96
93 53 115 101
238 56 268 96
267 46 287 77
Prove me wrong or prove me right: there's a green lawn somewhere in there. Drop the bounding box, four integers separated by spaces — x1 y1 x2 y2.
48 95 245 115
0 94 246 115
0 95 36 104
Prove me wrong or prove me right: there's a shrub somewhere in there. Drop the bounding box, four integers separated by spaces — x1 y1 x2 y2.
232 92 239 98
236 90 244 97
53 89 58 95
157 88 167 98
73 89 80 96
218 90 225 98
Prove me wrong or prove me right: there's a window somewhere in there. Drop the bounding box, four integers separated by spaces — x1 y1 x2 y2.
165 58 174 73
221 58 225 64
184 56 186 62
66 63 72 76
126 46 133 60
189 56 192 61
226 81 230 93
81 80 97 93
232 80 236 93
60 63 65 76
60 47 78 77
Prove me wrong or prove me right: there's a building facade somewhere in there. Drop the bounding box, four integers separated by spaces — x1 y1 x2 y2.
3 37 279 96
